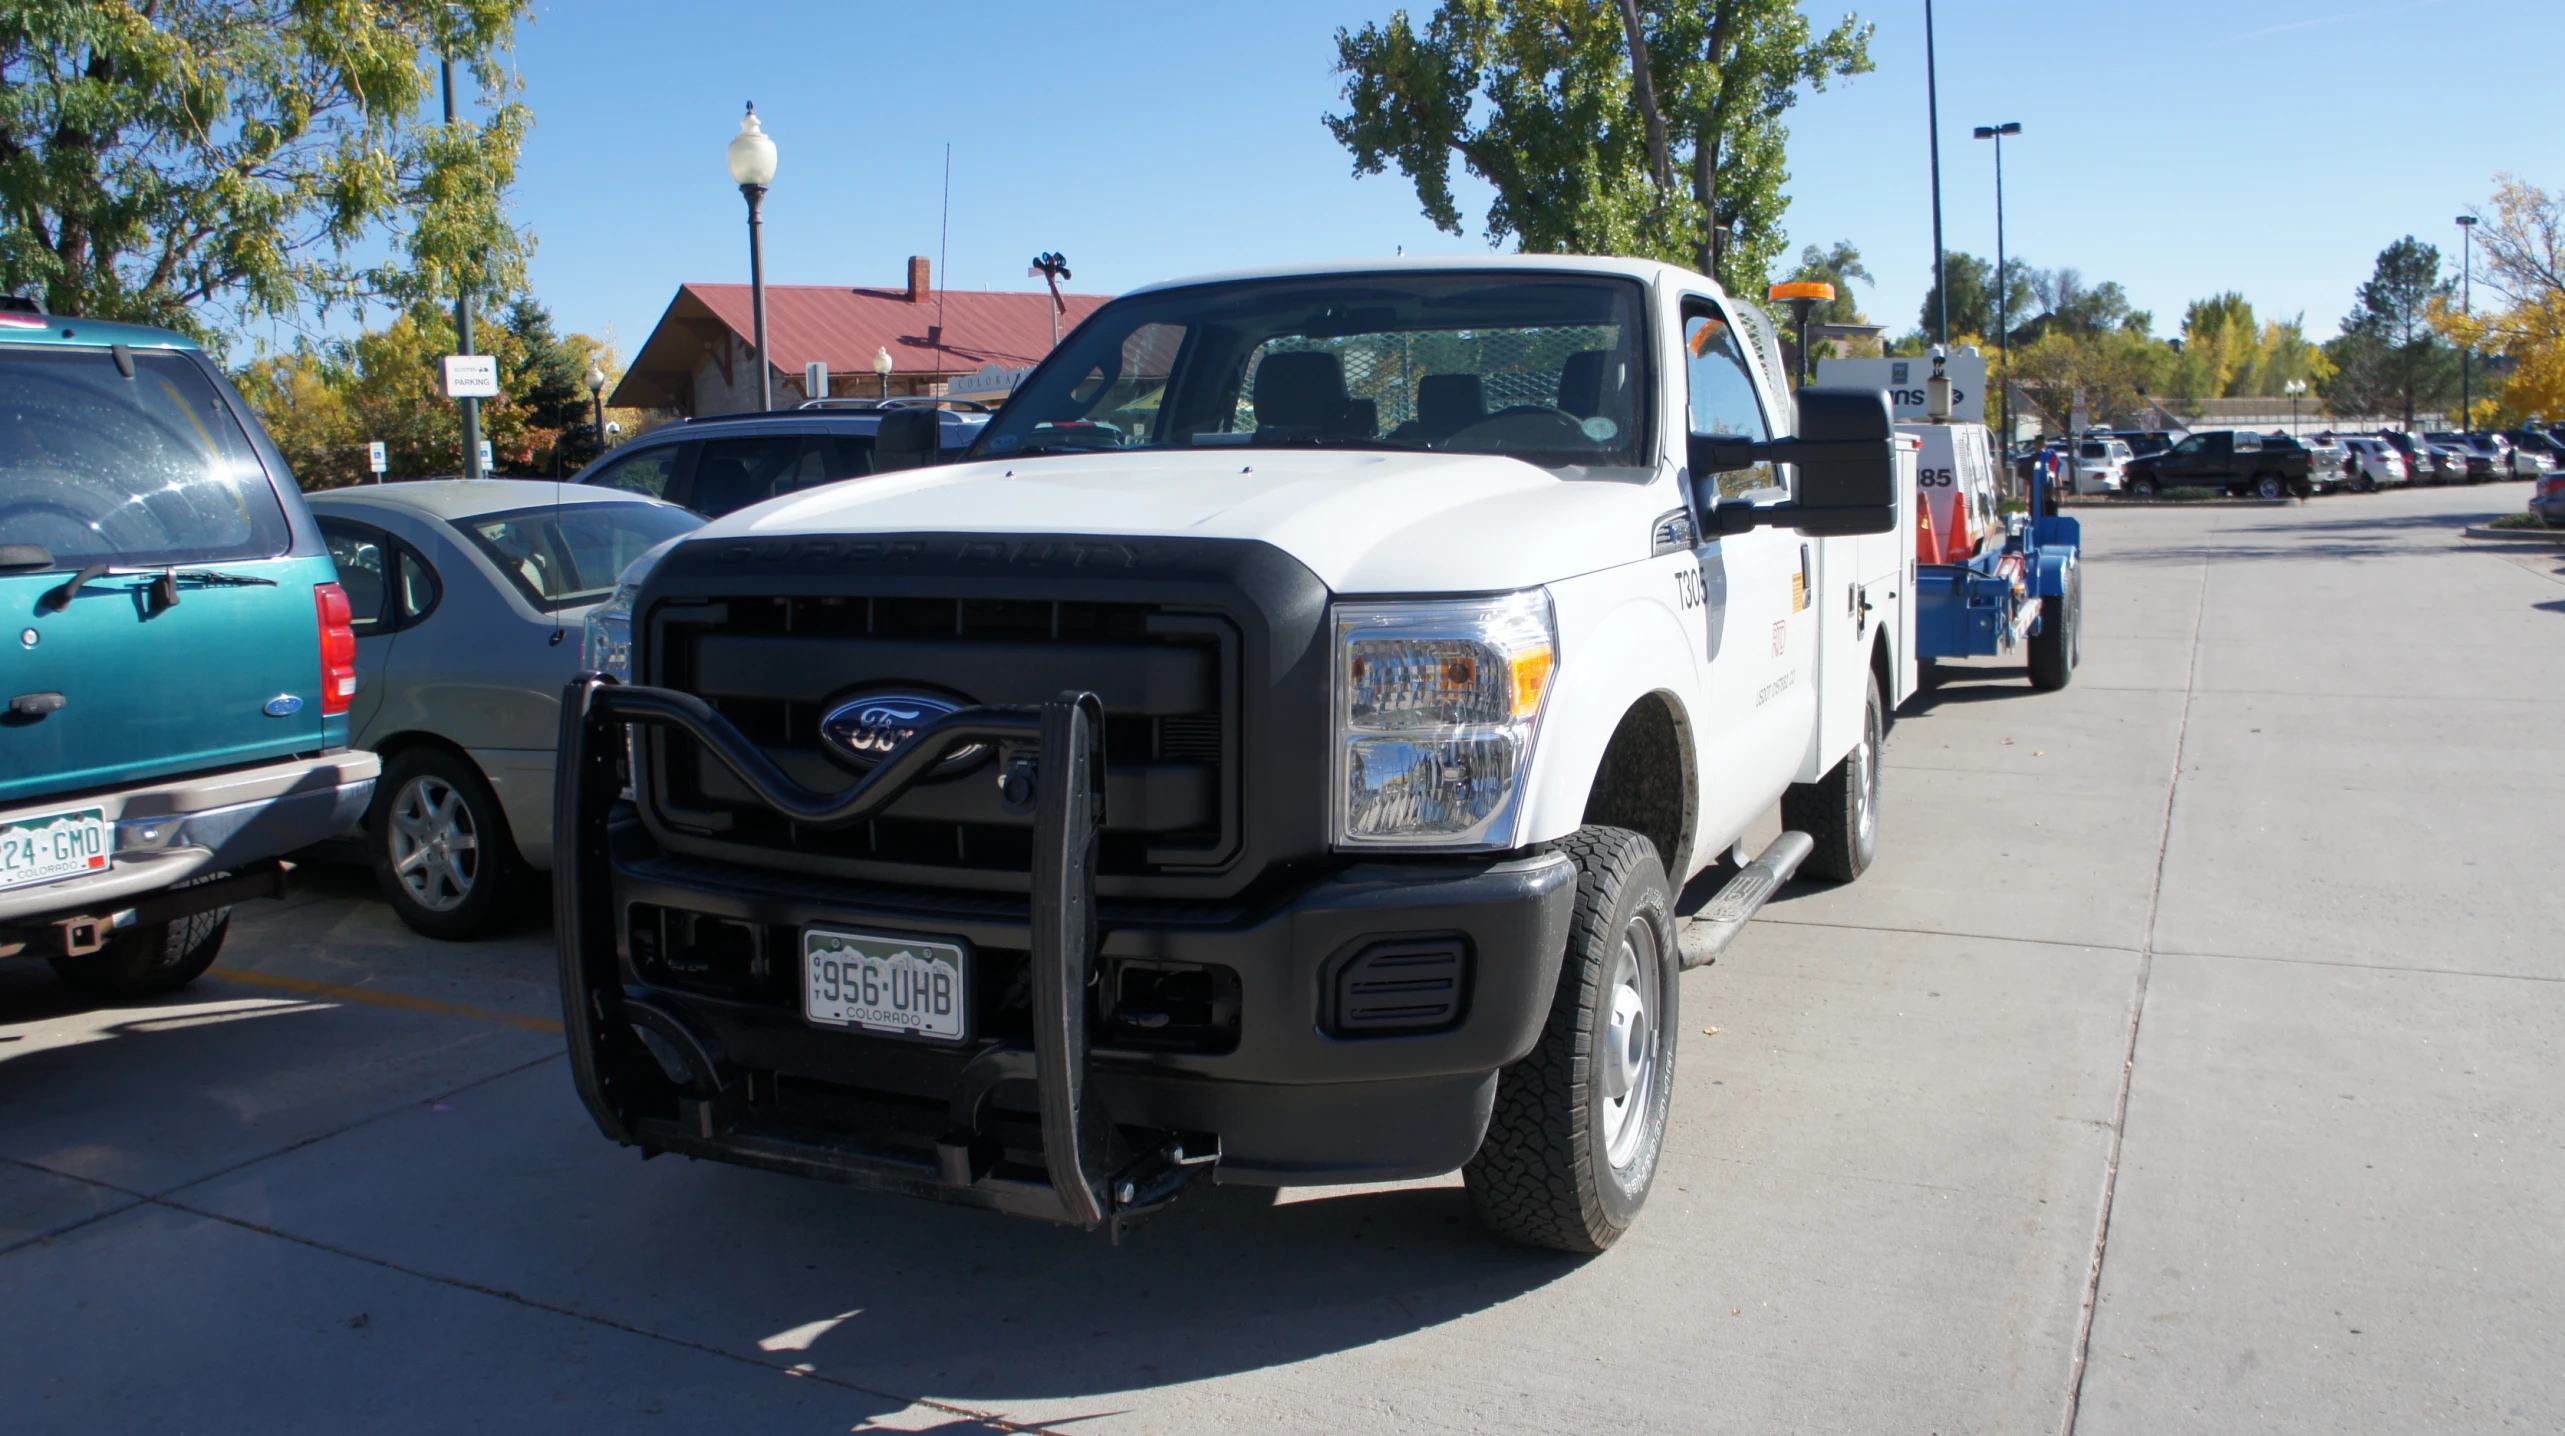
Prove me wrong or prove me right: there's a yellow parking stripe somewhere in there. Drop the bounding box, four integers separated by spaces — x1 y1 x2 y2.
206 967 564 1034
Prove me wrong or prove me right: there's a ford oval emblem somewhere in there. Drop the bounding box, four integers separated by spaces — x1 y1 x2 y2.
819 692 985 774
263 694 305 717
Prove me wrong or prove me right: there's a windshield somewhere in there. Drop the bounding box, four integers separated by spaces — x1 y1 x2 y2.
461 500 702 612
973 270 1652 470
0 346 290 568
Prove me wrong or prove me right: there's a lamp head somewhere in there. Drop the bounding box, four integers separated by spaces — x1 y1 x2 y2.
2455 215 2477 228
585 364 607 393
727 102 778 188
872 346 893 377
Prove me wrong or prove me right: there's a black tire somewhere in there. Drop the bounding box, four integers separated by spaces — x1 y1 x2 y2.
2255 474 2286 499
2358 474 2378 494
2127 475 2158 499
369 746 524 941
1466 826 1678 1254
49 904 231 999
2028 562 2081 692
1783 668 1884 882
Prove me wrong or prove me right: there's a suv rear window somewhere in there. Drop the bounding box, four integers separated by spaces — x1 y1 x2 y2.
0 346 290 566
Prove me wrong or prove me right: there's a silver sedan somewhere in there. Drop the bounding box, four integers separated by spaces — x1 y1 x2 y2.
306 480 701 938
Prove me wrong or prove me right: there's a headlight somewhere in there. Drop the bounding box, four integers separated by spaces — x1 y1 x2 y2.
1332 589 1557 850
581 536 686 684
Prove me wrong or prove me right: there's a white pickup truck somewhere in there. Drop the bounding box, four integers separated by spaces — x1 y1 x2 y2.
556 256 1912 1251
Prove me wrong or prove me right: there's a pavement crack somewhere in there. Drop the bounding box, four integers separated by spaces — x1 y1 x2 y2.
2061 517 2210 1436
2151 948 2565 985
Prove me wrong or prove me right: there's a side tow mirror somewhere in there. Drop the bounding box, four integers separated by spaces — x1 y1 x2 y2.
1692 387 1898 537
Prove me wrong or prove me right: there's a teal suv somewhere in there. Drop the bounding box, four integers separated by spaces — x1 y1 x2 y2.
1 305 378 996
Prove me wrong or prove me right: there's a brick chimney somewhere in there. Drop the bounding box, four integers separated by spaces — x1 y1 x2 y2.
907 256 931 303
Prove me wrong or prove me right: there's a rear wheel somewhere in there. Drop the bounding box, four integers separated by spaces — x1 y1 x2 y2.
1466 826 1677 1253
49 903 231 999
2028 563 2081 692
2255 474 2286 499
371 747 524 941
1783 669 1884 882
2127 474 2158 499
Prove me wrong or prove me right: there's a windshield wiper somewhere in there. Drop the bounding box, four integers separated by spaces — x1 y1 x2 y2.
38 564 277 613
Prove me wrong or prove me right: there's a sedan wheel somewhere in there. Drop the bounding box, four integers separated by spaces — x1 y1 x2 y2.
371 747 523 940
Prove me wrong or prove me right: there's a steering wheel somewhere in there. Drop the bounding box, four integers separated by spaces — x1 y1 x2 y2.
1441 404 1595 451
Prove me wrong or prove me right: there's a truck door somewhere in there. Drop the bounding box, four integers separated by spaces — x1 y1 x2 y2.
1681 301 1816 845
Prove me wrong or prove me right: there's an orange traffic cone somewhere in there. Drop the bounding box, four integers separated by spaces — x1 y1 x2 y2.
1942 491 1972 563
1915 497 1938 565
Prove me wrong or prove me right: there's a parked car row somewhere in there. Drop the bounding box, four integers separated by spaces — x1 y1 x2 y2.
2021 423 2564 500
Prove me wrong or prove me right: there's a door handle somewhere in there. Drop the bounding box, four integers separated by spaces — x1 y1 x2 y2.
9 691 67 718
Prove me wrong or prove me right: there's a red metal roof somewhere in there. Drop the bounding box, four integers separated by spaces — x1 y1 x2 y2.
612 280 1109 410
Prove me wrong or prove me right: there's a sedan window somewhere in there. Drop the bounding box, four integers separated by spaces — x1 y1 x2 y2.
460 501 703 611
321 521 393 635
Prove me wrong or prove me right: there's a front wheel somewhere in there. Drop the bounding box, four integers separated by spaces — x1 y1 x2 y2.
1466 826 1677 1253
2127 475 2159 499
1783 668 1884 882
2255 474 2286 499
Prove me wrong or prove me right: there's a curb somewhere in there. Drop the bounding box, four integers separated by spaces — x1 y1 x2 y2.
2461 525 2565 543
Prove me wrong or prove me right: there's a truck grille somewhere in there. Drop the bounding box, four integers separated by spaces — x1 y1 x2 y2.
643 592 1240 884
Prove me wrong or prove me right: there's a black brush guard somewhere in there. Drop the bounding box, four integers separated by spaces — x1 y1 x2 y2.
555 675 1216 1233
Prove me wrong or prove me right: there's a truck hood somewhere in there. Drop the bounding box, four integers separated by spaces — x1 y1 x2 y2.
717 448 1670 593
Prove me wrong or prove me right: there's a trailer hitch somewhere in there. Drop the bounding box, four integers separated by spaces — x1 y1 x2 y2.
554 673 1139 1230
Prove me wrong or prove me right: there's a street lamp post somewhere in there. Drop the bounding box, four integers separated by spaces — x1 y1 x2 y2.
1973 121 2022 452
727 104 779 412
2456 214 2477 435
2284 378 2306 436
442 56 483 478
873 346 893 401
586 364 608 453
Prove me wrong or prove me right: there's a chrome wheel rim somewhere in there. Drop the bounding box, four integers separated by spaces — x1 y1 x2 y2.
388 774 479 913
1852 697 1880 849
1600 919 1662 1170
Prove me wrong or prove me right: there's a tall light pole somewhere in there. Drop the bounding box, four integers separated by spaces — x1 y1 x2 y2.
1973 122 2022 450
442 56 482 478
873 346 893 401
586 364 608 453
1926 0 1948 348
2284 378 2307 436
727 104 779 412
1030 252 1071 350
2456 214 2477 435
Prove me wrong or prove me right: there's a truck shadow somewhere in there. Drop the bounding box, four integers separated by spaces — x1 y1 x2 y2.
1894 665 2036 714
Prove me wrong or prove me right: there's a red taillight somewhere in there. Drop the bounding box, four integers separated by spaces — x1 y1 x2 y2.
315 583 357 717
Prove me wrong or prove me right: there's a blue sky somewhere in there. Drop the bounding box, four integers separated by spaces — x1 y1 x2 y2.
458 0 2561 358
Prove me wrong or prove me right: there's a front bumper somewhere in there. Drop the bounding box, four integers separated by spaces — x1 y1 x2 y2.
0 751 378 928
555 677 1576 1228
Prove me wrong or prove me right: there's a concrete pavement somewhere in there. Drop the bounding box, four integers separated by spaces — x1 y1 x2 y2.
2 483 2558 1433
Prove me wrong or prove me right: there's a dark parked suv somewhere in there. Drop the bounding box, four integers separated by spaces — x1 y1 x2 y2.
572 401 987 518
2 304 379 995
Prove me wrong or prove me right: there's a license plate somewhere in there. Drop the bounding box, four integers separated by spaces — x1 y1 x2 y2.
803 927 967 1041
0 807 111 893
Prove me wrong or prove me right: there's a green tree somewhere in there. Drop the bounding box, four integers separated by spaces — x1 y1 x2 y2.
235 301 625 487
1912 250 2036 347
1327 1 1873 294
2321 237 2454 426
0 0 531 342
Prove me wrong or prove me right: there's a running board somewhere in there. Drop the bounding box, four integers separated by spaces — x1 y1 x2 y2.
1676 830 1814 970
